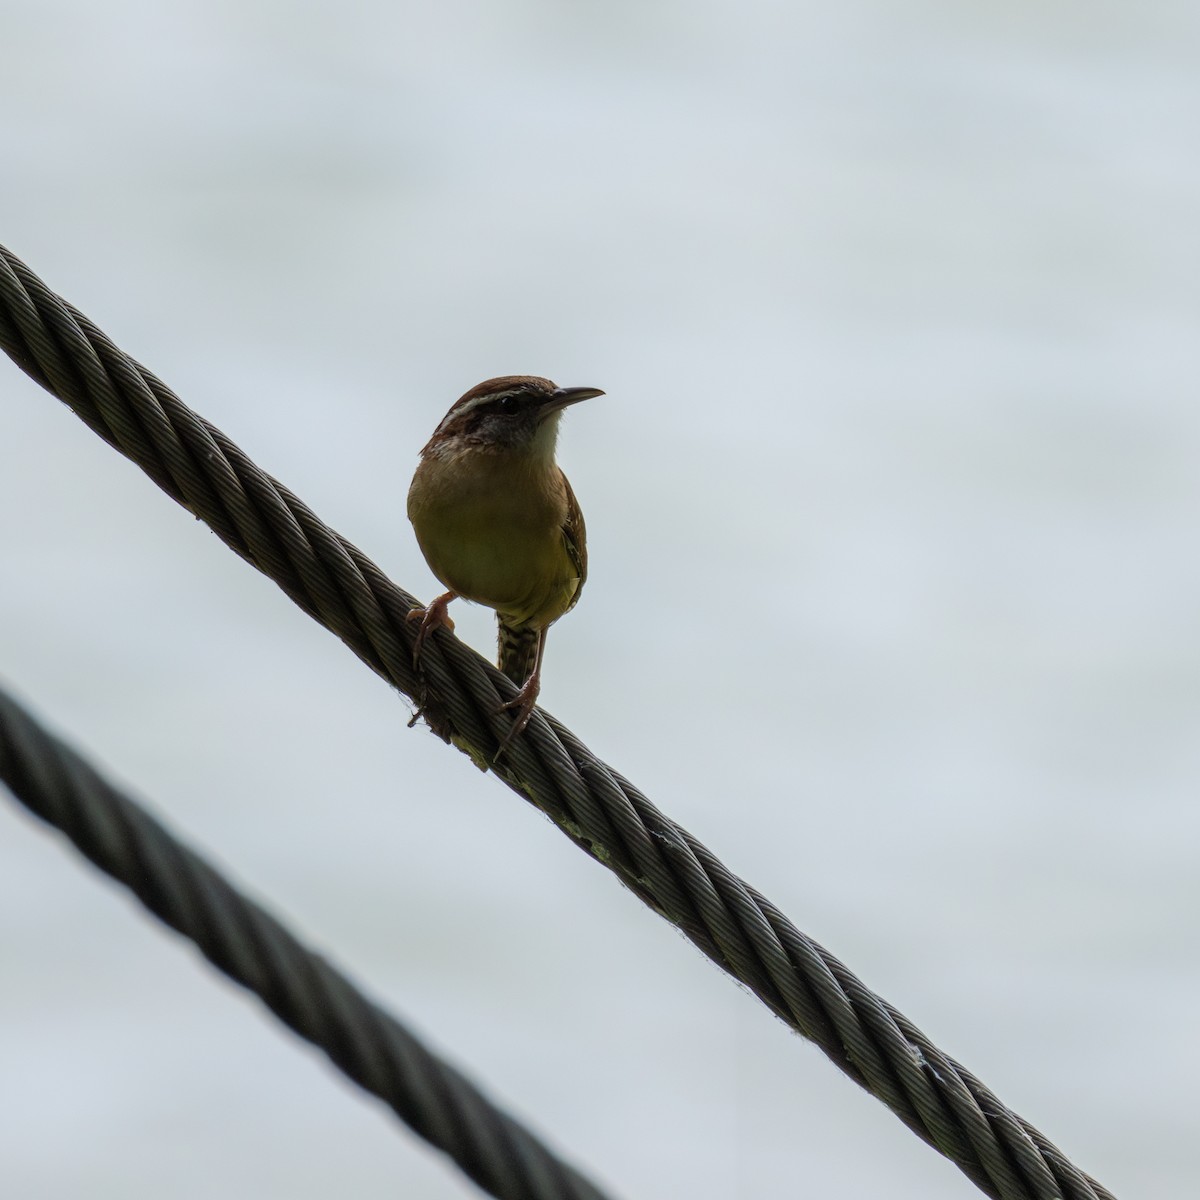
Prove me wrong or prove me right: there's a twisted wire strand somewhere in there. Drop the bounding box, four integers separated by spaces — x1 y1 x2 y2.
0 242 1115 1200
0 683 614 1200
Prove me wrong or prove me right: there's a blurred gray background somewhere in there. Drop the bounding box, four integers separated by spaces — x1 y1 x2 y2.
2 3 1198 1197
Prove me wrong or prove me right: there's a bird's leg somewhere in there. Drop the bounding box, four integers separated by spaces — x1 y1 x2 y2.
494 628 547 758
407 591 457 665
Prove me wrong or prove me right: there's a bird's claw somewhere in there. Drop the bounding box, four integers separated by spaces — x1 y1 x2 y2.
408 592 456 666
493 676 541 760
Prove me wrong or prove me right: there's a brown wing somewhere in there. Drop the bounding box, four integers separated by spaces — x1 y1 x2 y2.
560 469 587 614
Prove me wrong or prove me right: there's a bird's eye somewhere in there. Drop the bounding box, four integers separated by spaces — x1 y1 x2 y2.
495 395 520 414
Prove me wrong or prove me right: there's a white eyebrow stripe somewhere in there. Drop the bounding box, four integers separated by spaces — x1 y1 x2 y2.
460 389 524 414
435 387 530 433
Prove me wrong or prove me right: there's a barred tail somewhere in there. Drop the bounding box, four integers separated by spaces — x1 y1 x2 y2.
497 618 540 685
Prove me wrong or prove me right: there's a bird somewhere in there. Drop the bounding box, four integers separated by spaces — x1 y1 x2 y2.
406 375 603 754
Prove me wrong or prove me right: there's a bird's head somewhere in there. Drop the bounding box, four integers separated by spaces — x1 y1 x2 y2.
424 376 604 461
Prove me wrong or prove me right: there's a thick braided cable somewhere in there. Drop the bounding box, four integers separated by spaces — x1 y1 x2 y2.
0 243 1114 1200
0 683 614 1200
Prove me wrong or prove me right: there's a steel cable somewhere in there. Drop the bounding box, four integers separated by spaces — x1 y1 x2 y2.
0 242 1115 1200
0 683 615 1200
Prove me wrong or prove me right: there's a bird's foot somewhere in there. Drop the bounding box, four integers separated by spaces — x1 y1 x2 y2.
407 591 457 665
494 673 541 760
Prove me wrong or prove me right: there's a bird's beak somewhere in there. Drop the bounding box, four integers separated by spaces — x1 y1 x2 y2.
545 385 605 414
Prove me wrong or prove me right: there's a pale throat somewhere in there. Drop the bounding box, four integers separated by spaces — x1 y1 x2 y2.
526 411 562 466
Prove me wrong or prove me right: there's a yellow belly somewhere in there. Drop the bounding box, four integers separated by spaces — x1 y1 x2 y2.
407 450 581 629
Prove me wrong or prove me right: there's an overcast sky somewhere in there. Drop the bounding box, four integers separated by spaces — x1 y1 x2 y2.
3 4 1199 1198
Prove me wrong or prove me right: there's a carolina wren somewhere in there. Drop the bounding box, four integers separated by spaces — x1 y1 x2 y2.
406 375 603 752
